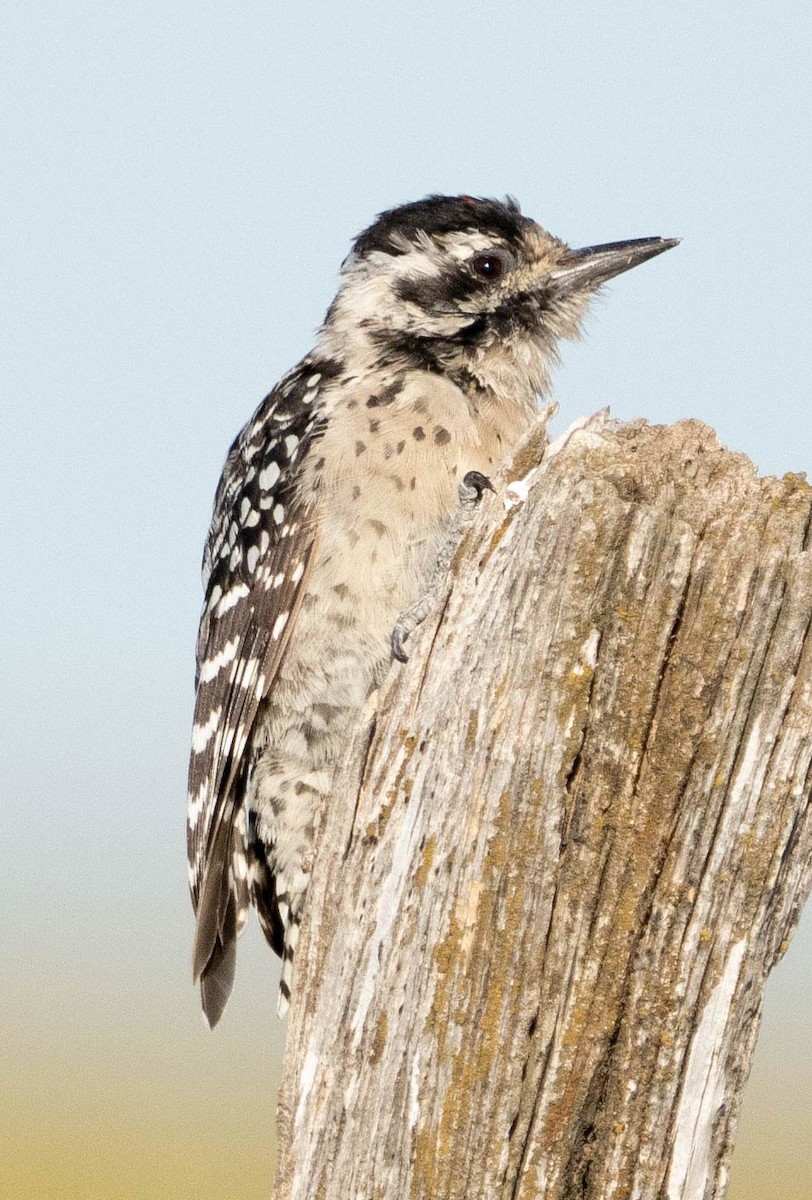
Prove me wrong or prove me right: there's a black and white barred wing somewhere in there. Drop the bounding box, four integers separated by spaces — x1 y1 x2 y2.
187 363 327 1026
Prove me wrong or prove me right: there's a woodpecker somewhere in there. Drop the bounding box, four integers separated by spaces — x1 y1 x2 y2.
187 194 678 1026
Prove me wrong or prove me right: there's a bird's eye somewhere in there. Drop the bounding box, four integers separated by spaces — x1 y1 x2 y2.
470 252 507 281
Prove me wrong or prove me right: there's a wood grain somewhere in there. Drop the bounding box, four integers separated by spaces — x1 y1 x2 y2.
273 416 812 1200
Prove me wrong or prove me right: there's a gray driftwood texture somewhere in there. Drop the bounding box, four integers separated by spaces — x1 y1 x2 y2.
273 415 812 1200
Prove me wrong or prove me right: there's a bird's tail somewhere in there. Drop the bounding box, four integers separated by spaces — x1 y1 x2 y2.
192 805 251 1028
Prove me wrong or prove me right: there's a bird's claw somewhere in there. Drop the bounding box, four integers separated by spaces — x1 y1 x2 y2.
391 625 410 663
459 470 496 506
391 472 494 664
463 469 496 496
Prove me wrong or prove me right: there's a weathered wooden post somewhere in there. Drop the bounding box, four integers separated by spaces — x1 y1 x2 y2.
273 415 812 1200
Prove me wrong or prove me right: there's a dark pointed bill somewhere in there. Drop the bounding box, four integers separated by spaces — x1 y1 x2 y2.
549 236 681 295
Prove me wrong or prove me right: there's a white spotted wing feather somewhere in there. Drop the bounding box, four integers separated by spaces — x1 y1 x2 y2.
187 363 330 1026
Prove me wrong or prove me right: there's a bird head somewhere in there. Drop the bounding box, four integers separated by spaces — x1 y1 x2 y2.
323 194 678 401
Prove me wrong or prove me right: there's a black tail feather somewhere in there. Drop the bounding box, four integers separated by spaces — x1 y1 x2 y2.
247 809 285 957
193 815 239 1027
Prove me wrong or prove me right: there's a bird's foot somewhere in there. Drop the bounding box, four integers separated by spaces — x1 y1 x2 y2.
391 471 494 663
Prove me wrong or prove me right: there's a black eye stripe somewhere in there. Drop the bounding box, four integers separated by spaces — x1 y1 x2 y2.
395 269 480 308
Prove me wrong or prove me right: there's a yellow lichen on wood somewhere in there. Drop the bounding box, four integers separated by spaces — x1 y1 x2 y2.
414 837 435 891
273 419 812 1200
370 1012 388 1065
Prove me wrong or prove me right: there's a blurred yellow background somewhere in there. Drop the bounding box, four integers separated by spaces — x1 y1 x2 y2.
1 915 809 1198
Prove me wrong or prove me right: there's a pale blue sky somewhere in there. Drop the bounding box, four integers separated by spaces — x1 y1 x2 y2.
2 2 810 1197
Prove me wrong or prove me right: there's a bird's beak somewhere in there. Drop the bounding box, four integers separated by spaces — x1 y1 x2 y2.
549 236 681 295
